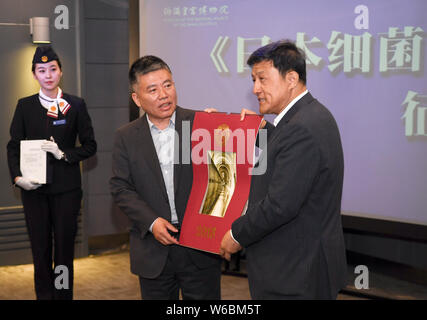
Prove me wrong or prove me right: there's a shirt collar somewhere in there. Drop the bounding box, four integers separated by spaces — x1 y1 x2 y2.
146 111 176 131
273 89 308 127
38 87 63 109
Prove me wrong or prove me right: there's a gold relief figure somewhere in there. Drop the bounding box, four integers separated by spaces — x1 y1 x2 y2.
200 150 237 218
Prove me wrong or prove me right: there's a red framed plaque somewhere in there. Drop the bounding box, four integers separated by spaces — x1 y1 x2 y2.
179 112 263 254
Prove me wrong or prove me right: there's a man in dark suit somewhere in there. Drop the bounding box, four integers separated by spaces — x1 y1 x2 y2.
110 56 221 300
220 40 347 299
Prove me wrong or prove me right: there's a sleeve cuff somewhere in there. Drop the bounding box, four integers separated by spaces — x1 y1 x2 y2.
149 218 159 233
230 229 241 246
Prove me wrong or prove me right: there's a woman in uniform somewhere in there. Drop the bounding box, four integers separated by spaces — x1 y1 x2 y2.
7 46 97 300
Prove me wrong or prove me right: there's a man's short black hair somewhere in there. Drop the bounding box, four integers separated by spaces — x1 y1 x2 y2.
129 55 172 90
247 40 306 85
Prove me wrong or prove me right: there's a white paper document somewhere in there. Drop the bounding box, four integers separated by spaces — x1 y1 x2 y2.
20 140 48 184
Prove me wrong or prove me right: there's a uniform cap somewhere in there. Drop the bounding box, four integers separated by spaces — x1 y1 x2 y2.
32 46 59 64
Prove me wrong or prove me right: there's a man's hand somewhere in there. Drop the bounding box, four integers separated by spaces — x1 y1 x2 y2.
220 230 242 261
240 108 266 128
15 176 42 191
204 108 219 113
152 217 179 246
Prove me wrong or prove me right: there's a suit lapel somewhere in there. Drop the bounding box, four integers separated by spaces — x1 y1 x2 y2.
255 92 315 166
174 108 182 194
137 115 169 201
276 92 314 128
173 106 191 196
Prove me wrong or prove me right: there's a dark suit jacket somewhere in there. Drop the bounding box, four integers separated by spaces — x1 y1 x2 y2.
110 106 220 279
232 92 347 299
7 93 97 194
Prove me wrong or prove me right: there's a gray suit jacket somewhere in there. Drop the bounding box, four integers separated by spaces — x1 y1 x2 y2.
232 93 347 299
110 106 220 278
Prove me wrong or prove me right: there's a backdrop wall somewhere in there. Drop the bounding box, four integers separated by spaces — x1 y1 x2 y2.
139 0 427 228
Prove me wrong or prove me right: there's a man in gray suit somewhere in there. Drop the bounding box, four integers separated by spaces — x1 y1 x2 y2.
110 56 221 300
220 40 347 299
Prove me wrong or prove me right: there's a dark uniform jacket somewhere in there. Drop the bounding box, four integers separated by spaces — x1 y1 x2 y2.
7 93 97 194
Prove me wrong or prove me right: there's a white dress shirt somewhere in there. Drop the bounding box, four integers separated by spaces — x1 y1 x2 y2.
147 112 178 232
